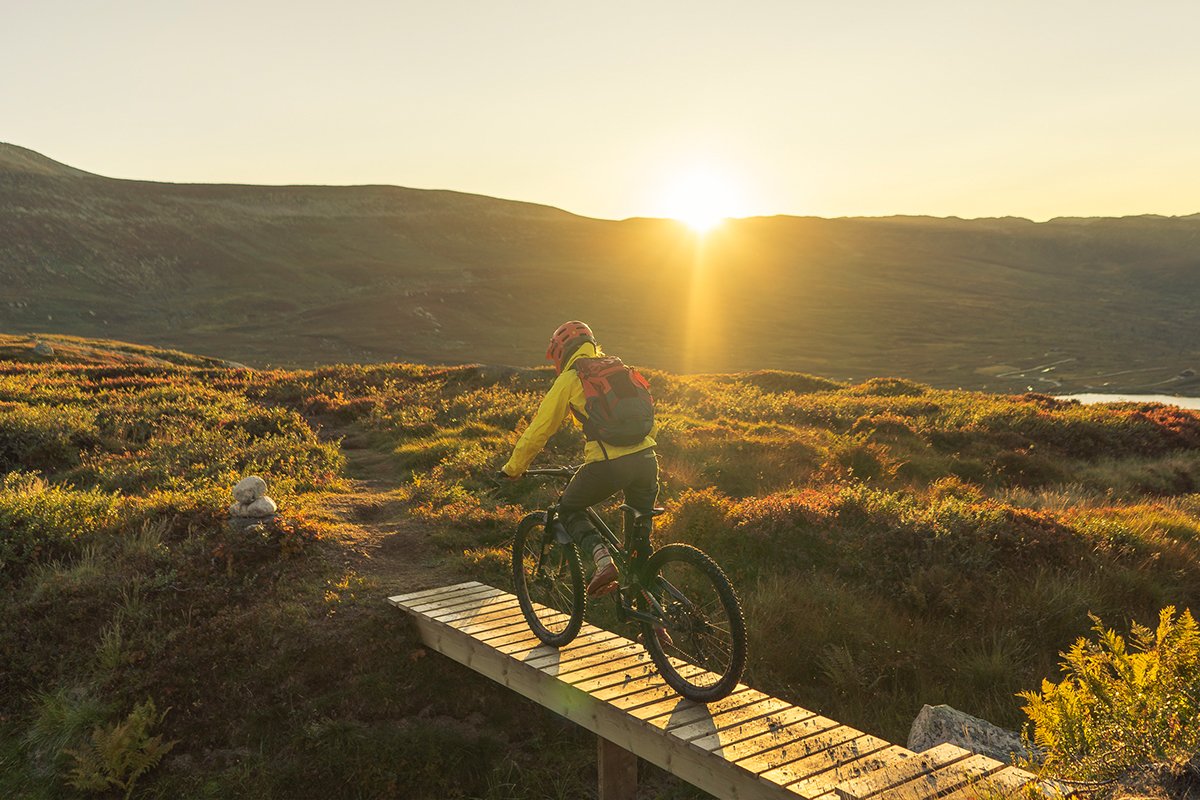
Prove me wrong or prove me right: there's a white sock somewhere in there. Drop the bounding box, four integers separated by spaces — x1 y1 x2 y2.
592 544 614 571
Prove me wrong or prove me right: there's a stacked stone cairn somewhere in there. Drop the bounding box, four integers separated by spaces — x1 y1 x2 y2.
229 475 278 527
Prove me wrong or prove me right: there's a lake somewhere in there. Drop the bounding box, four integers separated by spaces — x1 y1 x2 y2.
1060 393 1200 410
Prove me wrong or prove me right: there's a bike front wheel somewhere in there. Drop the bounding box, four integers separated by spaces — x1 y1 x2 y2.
512 512 585 646
638 543 747 702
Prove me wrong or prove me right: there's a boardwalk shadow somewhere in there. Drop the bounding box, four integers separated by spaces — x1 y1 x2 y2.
663 698 719 753
522 645 562 676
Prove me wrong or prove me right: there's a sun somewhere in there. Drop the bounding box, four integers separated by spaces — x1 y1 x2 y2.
658 168 744 233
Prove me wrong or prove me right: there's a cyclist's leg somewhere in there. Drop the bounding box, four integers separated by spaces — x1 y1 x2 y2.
559 462 622 592
621 449 659 512
559 461 619 545
619 449 659 557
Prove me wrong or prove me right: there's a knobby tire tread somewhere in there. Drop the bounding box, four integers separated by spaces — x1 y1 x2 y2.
640 543 747 702
512 511 585 647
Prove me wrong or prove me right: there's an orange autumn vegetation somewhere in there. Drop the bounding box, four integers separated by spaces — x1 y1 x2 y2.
3 340 1200 797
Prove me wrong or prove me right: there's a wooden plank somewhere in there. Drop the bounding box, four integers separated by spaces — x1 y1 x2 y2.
598 736 638 800
668 697 796 743
477 622 542 646
548 646 650 681
436 595 521 622
387 580 481 605
573 660 663 696
636 688 765 728
873 754 1008 800
420 587 508 614
756 733 890 789
556 642 650 674
932 766 1036 800
402 585 497 614
564 653 658 688
601 665 710 709
786 745 909 799
492 635 632 679
427 595 517 624
531 629 623 657
424 604 518 633
525 635 640 671
731 714 844 768
410 585 502 614
450 607 529 636
689 705 832 760
833 742 973 799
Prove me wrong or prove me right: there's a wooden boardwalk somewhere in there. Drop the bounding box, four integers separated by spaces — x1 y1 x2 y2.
388 581 1040 800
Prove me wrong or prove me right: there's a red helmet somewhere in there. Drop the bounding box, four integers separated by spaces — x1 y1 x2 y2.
546 320 595 373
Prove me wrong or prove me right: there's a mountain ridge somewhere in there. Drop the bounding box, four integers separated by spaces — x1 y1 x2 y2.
3 144 1200 392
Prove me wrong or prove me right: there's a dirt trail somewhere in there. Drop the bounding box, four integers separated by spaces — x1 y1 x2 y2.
314 423 463 595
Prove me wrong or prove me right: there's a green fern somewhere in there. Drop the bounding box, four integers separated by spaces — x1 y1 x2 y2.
65 699 177 799
1020 606 1200 781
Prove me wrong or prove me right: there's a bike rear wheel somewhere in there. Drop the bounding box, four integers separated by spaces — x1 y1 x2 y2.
512 512 585 646
638 543 747 702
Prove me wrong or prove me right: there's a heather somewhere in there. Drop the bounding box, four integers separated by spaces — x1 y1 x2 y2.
3 344 1200 797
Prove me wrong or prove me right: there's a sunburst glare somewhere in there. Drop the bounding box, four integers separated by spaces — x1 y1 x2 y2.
657 167 746 233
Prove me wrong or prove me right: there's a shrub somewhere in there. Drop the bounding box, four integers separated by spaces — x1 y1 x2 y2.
842 377 928 397
1020 606 1200 782
0 473 120 577
0 404 99 473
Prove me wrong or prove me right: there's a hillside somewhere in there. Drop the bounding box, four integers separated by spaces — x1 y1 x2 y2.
3 337 1200 797
4 143 1200 392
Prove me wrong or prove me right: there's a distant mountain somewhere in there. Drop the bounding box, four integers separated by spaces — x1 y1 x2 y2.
3 142 1200 392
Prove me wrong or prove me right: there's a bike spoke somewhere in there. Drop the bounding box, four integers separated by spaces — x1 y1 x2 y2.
514 517 585 644
638 545 746 699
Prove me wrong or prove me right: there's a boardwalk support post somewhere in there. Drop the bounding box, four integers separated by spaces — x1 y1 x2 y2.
598 735 638 800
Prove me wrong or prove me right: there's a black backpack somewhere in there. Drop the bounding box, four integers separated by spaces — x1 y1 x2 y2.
569 356 655 451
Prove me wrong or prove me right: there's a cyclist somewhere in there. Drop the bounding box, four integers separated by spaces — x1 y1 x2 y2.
499 321 658 597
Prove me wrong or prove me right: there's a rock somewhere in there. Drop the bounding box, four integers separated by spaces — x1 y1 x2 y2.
232 475 267 504
229 496 276 519
32 340 54 356
908 704 1034 765
246 496 277 517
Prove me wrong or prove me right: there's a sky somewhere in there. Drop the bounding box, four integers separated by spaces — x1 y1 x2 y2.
3 0 1199 222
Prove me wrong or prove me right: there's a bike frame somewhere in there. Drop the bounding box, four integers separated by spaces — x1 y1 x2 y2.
531 468 676 630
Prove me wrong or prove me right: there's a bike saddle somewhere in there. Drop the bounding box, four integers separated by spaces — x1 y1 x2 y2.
620 504 666 521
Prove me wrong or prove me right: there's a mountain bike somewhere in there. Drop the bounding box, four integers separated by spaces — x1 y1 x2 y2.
511 465 747 702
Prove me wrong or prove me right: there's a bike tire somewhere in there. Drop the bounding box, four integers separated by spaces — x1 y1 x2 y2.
638 543 747 702
512 511 585 646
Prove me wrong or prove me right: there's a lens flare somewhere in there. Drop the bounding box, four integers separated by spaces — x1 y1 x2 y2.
657 168 744 234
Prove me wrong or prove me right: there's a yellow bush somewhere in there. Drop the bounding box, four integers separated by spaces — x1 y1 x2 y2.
1020 606 1200 781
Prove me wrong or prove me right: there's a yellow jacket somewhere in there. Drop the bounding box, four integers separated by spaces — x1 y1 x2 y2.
502 342 657 476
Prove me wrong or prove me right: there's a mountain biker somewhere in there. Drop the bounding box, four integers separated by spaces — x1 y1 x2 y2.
499 321 658 597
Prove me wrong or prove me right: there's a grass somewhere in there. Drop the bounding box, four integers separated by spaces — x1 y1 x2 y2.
2 340 1200 797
